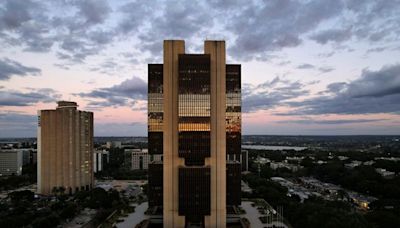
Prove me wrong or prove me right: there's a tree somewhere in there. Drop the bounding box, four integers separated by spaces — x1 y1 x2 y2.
8 190 34 203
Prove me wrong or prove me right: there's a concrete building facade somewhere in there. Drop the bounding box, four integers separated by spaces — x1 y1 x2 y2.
37 101 94 195
148 40 241 227
93 150 109 173
128 149 162 170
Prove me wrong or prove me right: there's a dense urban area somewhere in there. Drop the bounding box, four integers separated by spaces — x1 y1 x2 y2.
0 135 399 227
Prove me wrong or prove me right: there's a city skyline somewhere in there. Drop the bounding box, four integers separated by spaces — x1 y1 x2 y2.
1 0 400 137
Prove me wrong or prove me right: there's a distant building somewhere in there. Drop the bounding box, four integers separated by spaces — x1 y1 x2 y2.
93 150 109 173
127 148 162 170
0 142 22 149
363 160 375 166
226 150 248 172
0 150 23 176
37 101 94 195
345 160 362 169
20 149 37 165
270 161 302 172
106 141 122 149
375 168 395 179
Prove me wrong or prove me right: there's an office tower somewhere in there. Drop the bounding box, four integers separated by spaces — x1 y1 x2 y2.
148 40 241 227
0 150 23 176
37 101 94 195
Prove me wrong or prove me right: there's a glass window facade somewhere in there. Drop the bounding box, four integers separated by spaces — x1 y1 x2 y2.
148 162 163 208
178 55 211 166
226 65 241 156
147 50 242 222
148 64 163 155
179 167 211 216
227 162 241 206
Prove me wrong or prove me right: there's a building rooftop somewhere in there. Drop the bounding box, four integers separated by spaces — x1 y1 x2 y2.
56 101 78 109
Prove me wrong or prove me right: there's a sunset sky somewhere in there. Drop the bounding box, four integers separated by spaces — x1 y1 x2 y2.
1 0 400 137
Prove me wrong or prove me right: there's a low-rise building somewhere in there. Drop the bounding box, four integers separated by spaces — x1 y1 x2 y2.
0 150 23 176
345 160 362 169
106 141 122 149
338 156 349 161
270 161 302 172
126 149 162 170
375 168 395 179
363 160 375 166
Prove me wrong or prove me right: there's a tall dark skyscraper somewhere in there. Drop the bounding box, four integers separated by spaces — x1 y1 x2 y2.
148 40 241 227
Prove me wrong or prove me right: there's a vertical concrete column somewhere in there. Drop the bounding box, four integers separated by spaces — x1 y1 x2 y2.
204 40 227 228
163 40 185 228
37 111 42 193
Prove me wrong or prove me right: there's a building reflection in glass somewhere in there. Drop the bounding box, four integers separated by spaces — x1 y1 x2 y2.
178 54 211 166
226 65 241 156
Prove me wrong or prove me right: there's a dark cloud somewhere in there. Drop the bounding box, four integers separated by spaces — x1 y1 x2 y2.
1 0 400 64
318 66 335 73
136 1 213 57
76 0 111 25
296 64 334 73
78 76 147 108
0 0 115 63
228 0 344 60
53 63 70 70
282 64 400 115
347 0 400 42
309 1 400 46
243 76 310 112
0 58 41 80
310 28 352 44
0 0 55 52
0 88 61 106
366 46 388 53
326 82 347 93
317 51 335 58
277 60 291 66
0 0 39 29
89 58 124 75
348 65 400 98
277 118 387 125
297 64 315 69
117 1 150 34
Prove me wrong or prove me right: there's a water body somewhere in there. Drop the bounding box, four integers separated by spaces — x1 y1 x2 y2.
242 145 307 151
116 202 148 228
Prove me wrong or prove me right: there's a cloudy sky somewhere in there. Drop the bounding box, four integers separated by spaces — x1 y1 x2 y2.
1 0 400 137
